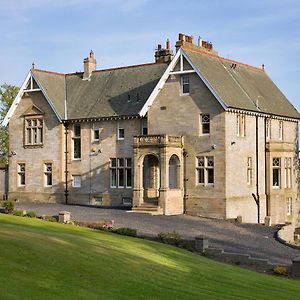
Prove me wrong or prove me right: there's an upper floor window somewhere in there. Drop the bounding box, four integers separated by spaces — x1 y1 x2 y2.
279 121 283 140
117 122 124 140
44 163 52 187
181 75 190 95
247 157 252 185
25 117 43 146
73 124 81 159
18 163 25 186
201 114 210 135
141 119 148 135
272 157 281 188
196 156 214 186
93 129 100 142
266 119 271 140
236 114 246 137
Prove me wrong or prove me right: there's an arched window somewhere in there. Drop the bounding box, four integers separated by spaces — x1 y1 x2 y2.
169 155 180 189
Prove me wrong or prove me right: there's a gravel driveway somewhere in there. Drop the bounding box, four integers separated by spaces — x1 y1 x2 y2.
15 202 300 265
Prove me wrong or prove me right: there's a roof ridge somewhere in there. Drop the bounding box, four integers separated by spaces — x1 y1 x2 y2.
32 68 65 76
182 45 264 73
66 62 166 76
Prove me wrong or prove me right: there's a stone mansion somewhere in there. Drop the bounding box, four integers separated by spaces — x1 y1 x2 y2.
3 33 299 224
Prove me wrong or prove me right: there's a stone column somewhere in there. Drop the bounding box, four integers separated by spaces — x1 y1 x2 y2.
159 147 168 212
133 148 143 207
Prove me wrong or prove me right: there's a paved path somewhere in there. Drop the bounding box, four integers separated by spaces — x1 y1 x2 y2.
16 203 300 265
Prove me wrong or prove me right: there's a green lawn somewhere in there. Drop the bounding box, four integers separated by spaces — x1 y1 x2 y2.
0 215 299 300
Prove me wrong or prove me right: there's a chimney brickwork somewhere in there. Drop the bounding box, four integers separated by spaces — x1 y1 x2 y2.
155 39 174 63
83 50 97 79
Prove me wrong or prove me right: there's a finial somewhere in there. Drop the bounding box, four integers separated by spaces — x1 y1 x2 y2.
32 62 35 69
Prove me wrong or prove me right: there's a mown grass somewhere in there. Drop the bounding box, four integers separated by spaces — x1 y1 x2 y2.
0 214 299 300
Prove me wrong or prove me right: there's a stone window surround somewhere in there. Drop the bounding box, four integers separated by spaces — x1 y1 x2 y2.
200 113 210 135
287 197 292 216
72 124 81 160
44 162 53 187
17 162 26 186
181 74 190 95
110 158 132 188
196 156 214 186
284 157 292 189
247 157 252 185
24 115 43 147
117 122 125 140
272 157 281 188
72 175 81 188
236 114 246 137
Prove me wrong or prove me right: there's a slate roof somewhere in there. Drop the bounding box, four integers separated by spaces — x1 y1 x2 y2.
31 48 299 121
184 48 300 119
33 63 168 120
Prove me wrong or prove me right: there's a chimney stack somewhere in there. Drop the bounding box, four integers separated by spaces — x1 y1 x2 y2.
83 50 97 79
155 39 174 64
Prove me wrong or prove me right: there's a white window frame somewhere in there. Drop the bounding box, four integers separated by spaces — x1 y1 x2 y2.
200 114 210 135
141 119 148 135
117 122 125 140
72 175 81 188
72 124 81 160
25 117 43 146
181 75 190 95
110 158 132 188
18 163 26 186
196 156 214 186
287 197 292 216
93 128 100 142
44 163 53 187
284 157 292 189
272 157 281 188
247 157 252 185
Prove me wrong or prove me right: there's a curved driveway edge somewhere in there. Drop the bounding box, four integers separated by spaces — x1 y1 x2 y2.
15 202 300 265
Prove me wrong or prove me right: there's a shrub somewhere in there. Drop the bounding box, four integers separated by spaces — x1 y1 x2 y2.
25 211 37 218
99 219 114 230
112 227 137 237
41 215 57 222
273 266 288 276
13 210 24 217
2 200 15 214
158 231 182 246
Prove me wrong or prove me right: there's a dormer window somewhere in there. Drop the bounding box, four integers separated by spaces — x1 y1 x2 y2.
25 117 43 146
181 75 190 95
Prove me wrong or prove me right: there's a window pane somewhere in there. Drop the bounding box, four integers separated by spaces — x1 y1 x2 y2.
183 83 190 94
126 168 132 187
111 158 116 167
74 139 81 159
207 169 214 184
33 128 37 144
47 174 52 186
73 175 81 187
20 174 25 185
126 158 131 167
207 157 214 167
74 124 81 137
94 129 99 140
202 123 210 134
198 157 204 167
273 169 280 187
198 169 204 184
111 169 117 187
118 158 124 167
27 128 32 144
118 128 125 139
118 169 124 187
39 128 43 144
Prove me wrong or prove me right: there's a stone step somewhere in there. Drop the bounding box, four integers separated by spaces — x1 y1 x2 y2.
132 206 158 212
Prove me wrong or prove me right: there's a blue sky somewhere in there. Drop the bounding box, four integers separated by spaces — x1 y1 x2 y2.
0 0 299 109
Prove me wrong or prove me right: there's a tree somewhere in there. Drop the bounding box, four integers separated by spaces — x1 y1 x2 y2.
0 83 19 164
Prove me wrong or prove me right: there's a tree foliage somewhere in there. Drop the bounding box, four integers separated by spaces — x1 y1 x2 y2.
0 83 19 164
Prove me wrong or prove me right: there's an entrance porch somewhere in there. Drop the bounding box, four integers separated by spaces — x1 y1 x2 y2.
132 135 184 215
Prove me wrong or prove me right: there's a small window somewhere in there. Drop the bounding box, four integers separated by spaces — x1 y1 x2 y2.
117 122 124 140
181 75 190 95
122 197 132 205
266 119 271 140
279 121 283 140
93 129 100 142
272 157 281 188
73 124 81 159
201 114 210 135
44 163 52 186
18 163 26 186
110 159 117 188
247 157 252 185
72 175 81 188
287 198 292 216
141 119 148 135
236 114 246 137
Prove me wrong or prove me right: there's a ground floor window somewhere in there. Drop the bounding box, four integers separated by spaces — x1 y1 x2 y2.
272 157 281 188
44 163 52 186
18 163 25 186
196 156 214 186
72 175 81 188
287 197 292 216
110 158 132 188
247 157 252 185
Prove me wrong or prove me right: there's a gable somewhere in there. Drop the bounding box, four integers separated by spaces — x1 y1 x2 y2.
2 71 62 126
22 104 45 117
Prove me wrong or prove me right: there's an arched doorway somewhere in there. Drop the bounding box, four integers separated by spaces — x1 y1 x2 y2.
143 154 160 204
169 154 180 189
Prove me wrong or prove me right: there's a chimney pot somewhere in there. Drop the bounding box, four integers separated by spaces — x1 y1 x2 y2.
158 44 162 50
166 39 170 50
